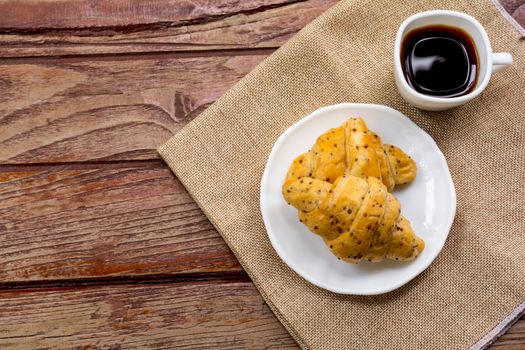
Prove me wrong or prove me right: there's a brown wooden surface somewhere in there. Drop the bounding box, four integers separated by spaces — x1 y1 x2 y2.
500 0 525 25
0 54 266 163
0 0 334 58
0 1 523 349
0 162 241 280
0 280 296 349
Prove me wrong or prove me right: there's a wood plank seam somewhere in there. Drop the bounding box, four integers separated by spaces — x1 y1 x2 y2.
0 47 277 64
0 0 304 34
0 271 251 293
0 160 166 172
0 0 338 58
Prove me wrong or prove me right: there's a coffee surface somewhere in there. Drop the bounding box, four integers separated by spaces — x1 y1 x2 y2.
401 25 478 97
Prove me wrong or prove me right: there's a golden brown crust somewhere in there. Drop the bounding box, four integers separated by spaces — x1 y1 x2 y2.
311 127 346 183
327 177 386 263
386 216 424 261
283 153 313 187
282 117 423 263
384 144 417 185
324 175 368 231
282 176 331 213
344 118 382 181
369 131 395 191
284 174 424 263
291 117 415 191
364 192 400 262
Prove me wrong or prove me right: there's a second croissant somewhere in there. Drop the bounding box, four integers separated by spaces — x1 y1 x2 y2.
302 117 416 191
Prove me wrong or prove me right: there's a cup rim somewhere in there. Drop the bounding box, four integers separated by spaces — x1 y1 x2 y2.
394 10 493 104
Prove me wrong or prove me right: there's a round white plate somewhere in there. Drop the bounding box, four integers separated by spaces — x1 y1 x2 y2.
260 103 456 295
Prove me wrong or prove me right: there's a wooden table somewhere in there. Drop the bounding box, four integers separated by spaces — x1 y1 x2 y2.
0 1 523 348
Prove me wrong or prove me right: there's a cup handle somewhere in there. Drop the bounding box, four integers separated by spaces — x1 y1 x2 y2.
492 52 513 73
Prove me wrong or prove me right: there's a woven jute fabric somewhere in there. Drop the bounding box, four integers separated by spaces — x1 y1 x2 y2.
159 1 525 349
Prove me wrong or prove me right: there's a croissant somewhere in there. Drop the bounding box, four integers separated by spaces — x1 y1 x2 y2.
282 117 424 263
299 117 416 191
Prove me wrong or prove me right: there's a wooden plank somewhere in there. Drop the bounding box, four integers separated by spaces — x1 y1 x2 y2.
499 0 525 19
0 0 338 57
499 0 525 27
0 53 266 164
0 162 241 281
491 316 525 349
512 4 525 26
0 0 296 29
0 280 298 349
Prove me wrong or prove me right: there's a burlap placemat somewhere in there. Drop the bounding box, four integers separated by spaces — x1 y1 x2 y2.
159 1 525 349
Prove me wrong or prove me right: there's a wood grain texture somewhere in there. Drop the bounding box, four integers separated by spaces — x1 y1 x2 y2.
0 162 241 281
492 317 525 349
0 0 338 58
499 0 525 27
0 54 266 164
0 281 298 349
0 0 296 29
512 4 525 25
500 0 525 15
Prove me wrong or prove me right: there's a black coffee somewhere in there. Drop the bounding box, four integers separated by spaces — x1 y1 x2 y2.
401 25 478 98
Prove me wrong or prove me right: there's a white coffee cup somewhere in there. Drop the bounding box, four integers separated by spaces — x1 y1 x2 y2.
394 10 513 111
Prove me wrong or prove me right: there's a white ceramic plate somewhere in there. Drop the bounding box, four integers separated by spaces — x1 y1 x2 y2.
260 103 456 295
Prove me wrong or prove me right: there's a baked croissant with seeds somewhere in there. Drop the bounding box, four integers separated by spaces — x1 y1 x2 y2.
282 117 424 263
283 175 424 262
298 117 416 191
